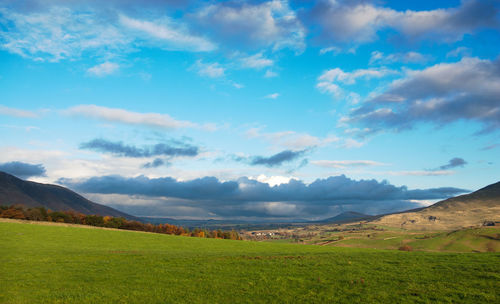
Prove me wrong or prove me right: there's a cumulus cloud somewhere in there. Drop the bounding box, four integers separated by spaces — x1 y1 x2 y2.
194 0 305 52
345 57 500 133
59 174 468 219
65 105 196 130
306 0 499 45
0 161 46 179
80 138 199 158
0 105 38 118
86 62 119 77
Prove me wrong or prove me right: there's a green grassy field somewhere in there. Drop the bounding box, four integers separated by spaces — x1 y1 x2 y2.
299 226 500 253
1 221 499 303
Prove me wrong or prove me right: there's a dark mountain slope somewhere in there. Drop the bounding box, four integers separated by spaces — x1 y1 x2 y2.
0 171 136 220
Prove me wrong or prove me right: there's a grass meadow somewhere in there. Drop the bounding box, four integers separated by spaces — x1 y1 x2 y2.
1 221 499 303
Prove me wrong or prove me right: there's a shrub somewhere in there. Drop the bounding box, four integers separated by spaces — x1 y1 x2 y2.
399 244 413 251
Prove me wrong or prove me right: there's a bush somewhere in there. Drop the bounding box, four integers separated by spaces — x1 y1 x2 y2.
398 245 413 251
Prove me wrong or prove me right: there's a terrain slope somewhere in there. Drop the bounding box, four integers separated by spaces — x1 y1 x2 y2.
0 171 135 219
372 181 500 230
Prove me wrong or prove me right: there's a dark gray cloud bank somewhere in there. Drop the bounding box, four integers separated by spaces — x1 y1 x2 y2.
80 138 199 158
59 174 468 220
0 161 46 179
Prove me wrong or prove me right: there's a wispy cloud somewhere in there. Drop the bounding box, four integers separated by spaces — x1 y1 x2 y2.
0 105 38 118
245 127 338 150
369 51 431 65
235 149 308 168
193 60 225 78
436 158 467 170
240 53 273 69
87 62 119 77
311 160 386 169
80 138 199 158
119 14 216 52
264 93 280 99
65 105 196 130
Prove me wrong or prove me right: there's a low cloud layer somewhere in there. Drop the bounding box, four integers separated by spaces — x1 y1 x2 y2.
0 161 46 179
80 138 199 158
59 174 468 219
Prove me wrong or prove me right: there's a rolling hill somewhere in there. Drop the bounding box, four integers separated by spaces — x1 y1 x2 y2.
371 181 500 230
0 171 136 220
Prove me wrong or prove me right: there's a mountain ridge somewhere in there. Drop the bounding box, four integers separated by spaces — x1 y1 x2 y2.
0 171 137 220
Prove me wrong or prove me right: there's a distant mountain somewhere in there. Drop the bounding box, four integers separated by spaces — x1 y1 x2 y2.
317 211 373 224
0 171 137 220
371 181 500 230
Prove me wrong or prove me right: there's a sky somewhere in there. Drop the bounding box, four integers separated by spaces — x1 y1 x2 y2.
0 0 499 221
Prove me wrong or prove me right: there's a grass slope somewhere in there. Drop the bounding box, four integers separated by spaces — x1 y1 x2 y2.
1 221 499 303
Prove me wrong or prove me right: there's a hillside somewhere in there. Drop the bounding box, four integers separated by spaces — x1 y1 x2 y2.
372 181 500 230
318 211 373 224
1 221 498 303
0 171 136 220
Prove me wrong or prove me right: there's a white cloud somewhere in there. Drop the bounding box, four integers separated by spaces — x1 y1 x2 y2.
118 14 216 52
65 105 196 130
264 70 278 78
387 170 454 176
0 105 38 118
0 7 215 63
195 0 305 52
318 67 395 85
265 93 280 99
194 60 225 78
240 53 273 69
309 0 499 44
252 174 295 186
86 62 119 77
311 160 386 168
369 51 431 65
319 46 341 55
245 127 338 150
317 67 396 99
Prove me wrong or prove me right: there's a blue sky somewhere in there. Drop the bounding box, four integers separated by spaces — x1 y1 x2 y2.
0 0 499 220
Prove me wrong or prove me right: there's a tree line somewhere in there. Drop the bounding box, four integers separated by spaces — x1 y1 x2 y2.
0 205 241 240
